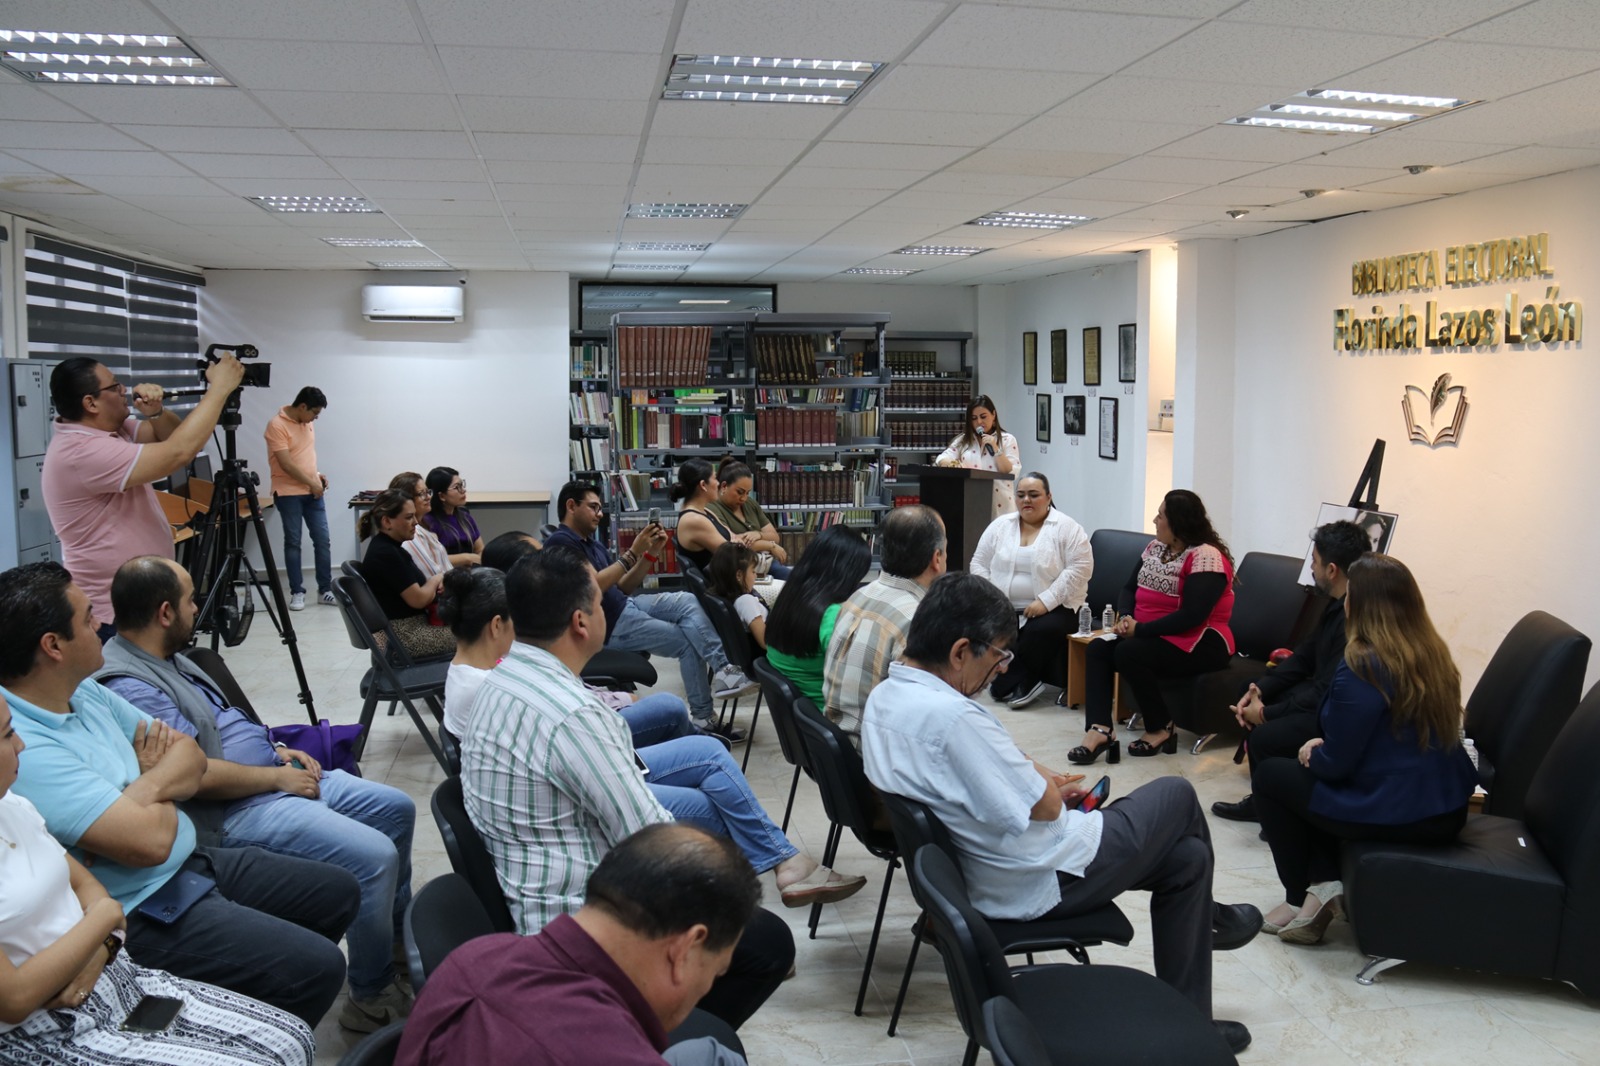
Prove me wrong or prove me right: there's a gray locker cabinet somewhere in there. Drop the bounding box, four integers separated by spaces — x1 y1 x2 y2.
11 361 52 458
14 455 49 550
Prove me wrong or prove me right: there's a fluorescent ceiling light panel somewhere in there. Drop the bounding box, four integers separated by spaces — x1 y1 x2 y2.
1226 88 1476 134
679 299 730 304
969 210 1093 230
842 267 919 276
627 203 746 219
322 237 424 248
588 302 645 309
895 245 984 256
664 54 883 106
251 196 379 214
617 242 712 252
612 263 689 271
0 29 229 86
368 260 451 269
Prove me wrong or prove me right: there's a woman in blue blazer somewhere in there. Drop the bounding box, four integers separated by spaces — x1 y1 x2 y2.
1252 553 1478 944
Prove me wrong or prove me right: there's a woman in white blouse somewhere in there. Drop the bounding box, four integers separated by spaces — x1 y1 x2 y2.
934 394 1022 517
969 472 1092 709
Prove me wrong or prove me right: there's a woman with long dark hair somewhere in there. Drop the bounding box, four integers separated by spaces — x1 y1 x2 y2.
359 488 454 660
1070 489 1235 764
672 459 735 574
933 394 1021 516
765 525 872 707
1253 554 1476 944
421 466 482 566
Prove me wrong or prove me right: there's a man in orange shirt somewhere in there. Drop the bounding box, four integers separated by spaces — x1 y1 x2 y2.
264 387 330 611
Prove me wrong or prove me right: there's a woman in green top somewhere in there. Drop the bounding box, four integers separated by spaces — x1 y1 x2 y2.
764 524 872 706
708 460 793 579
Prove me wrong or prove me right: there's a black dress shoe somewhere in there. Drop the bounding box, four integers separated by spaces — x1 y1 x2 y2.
1211 794 1258 822
1212 902 1264 950
1215 1020 1252 1054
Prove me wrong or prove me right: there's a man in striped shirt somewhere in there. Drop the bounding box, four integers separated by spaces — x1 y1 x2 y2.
460 548 794 1029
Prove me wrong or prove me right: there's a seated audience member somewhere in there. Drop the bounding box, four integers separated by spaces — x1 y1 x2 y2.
861 572 1261 1054
458 548 805 1029
398 824 756 1066
546 481 755 739
707 542 767 651
1072 489 1235 764
392 471 452 579
824 505 946 744
480 530 545 574
707 460 793 579
0 562 358 1029
764 525 872 708
1213 520 1369 823
422 466 483 566
96 556 417 1032
968 471 1091 709
0 698 316 1066
1253 554 1477 945
673 460 737 576
359 488 455 660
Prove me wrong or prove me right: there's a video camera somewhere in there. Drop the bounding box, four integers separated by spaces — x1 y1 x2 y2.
199 343 270 389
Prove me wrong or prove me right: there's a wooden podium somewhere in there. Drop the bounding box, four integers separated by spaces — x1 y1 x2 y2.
904 465 1012 571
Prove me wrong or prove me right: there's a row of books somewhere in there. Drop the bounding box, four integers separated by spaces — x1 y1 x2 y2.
838 409 880 440
753 334 823 384
885 380 969 410
619 409 756 450
571 340 609 378
890 421 962 449
569 437 611 472
755 387 878 409
892 494 923 508
615 325 713 387
569 382 612 425
882 349 939 375
762 408 838 447
755 469 883 508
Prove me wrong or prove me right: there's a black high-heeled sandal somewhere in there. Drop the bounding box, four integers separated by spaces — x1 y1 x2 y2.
1068 725 1121 765
1128 723 1179 757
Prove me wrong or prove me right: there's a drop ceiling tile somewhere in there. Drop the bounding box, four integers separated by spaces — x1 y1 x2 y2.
947 148 1129 179
647 103 840 141
76 174 227 197
1056 176 1205 203
1446 0 1600 49
1010 195 1160 217
1092 155 1272 185
251 91 464 130
503 204 619 222
114 125 309 155
726 218 846 234
6 149 193 176
347 179 494 202
1172 218 1309 237
37 85 277 126
914 5 1201 73
328 157 484 182
771 166 924 190
675 0 945 60
1317 130 1515 168
825 109 1021 148
170 153 342 179
144 0 423 41
435 48 659 99
0 121 145 151
201 40 445 93
1457 144 1600 176
858 65 1098 115
416 0 673 52
993 116 1192 155
912 171 1066 198
1152 125 1354 164
1123 22 1426 86
0 87 117 123
755 185 889 209
497 183 627 205
737 204 860 223
643 137 811 167
207 176 367 196
457 96 649 136
1167 184 1305 207
1043 75 1298 126
1223 0 1521 36
1338 39 1600 101
486 160 635 185
298 130 476 159
1225 161 1408 189
802 141 968 171
615 219 729 239
365 199 507 216
1388 72 1600 148
1354 170 1526 196
632 163 782 197
474 133 637 163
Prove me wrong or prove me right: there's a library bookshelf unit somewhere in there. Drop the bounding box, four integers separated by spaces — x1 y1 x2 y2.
876 331 973 508
569 330 612 481
602 310 893 578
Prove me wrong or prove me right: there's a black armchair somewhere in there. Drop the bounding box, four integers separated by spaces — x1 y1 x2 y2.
1083 528 1148 621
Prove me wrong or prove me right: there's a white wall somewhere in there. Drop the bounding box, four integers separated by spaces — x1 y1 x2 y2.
1217 166 1597 691
203 270 569 562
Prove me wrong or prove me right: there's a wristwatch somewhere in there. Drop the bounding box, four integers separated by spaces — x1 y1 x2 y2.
104 928 125 964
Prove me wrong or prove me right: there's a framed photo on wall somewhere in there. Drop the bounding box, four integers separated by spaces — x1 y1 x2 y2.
1083 326 1101 387
1050 329 1068 383
1063 395 1086 435
1118 323 1137 383
1036 393 1051 442
1022 331 1037 386
1098 396 1118 460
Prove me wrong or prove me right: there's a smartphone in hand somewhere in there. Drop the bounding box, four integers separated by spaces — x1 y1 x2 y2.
1075 775 1112 813
120 995 183 1033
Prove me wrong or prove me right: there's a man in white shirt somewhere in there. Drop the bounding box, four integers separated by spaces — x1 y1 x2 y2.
860 572 1262 1055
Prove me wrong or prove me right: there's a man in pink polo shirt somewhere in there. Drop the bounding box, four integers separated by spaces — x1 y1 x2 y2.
41 355 245 639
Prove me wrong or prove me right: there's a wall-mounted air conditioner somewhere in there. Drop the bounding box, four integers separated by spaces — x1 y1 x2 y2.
361 285 464 323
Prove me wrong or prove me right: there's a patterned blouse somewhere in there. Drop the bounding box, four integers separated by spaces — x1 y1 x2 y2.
1132 540 1235 654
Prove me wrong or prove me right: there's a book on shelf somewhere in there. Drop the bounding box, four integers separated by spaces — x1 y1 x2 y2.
571 340 609 378
882 349 938 375
569 381 612 425
615 325 713 387
754 333 821 385
569 437 611 472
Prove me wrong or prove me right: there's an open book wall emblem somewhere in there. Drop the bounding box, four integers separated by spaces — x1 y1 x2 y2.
1402 373 1468 446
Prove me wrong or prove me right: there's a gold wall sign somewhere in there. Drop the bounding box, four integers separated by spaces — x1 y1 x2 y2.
1333 232 1583 351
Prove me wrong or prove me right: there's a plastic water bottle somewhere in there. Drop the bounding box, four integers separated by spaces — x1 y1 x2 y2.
1077 604 1092 636
1102 604 1115 631
1462 736 1480 771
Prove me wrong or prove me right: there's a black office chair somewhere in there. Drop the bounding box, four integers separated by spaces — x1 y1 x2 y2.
750 658 815 831
793 708 898 1016
693 589 766 770
914 847 1235 1066
430 777 515 933
1082 529 1149 622
332 574 450 770
879 790 1134 1037
336 1020 406 1066
403 873 498 993
984 996 1050 1066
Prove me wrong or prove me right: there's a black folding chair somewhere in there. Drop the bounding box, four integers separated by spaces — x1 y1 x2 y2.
430 777 515 933
336 1020 406 1066
331 573 449 770
751 657 815 831
684 568 764 764
403 873 498 993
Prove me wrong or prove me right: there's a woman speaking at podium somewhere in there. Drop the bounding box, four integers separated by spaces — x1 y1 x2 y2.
933 394 1021 517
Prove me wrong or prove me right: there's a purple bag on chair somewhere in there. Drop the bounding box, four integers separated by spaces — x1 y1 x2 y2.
267 719 365 777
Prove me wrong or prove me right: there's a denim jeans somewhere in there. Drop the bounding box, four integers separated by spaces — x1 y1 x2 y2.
620 692 697 747
274 492 332 596
221 770 416 1001
642 735 797 874
609 593 730 721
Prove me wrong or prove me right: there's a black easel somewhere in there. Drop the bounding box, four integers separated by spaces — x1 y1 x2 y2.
1347 439 1385 510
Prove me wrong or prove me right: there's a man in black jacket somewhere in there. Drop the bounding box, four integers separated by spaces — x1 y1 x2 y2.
1211 520 1370 822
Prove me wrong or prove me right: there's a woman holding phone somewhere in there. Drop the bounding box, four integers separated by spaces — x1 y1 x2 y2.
0 702 314 1064
934 394 1021 517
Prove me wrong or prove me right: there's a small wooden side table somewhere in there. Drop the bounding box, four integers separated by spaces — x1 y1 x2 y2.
1064 630 1123 714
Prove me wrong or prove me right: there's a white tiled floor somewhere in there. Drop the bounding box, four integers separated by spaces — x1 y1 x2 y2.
225 600 1593 1064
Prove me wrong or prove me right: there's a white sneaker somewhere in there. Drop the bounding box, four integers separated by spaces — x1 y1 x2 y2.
712 665 758 698
288 592 306 611
320 590 337 606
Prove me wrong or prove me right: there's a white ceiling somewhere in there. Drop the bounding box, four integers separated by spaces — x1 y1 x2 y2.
1 0 1597 285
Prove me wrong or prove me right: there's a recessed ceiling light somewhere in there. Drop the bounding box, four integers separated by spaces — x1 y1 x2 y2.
1225 88 1477 135
679 299 730 304
842 267 920 276
322 237 424 248
612 263 689 271
0 29 229 86
1226 210 1250 219
627 203 746 219
368 260 451 269
895 245 984 256
663 54 884 106
969 210 1094 230
1404 164 1436 175
617 242 712 252
588 302 645 310
1300 189 1326 198
251 196 379 214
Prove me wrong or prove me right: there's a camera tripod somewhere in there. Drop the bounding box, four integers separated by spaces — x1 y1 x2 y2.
184 400 318 725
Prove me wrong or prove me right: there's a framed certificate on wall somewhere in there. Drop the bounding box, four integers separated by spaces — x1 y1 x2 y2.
1083 326 1101 387
1022 331 1037 386
1098 396 1118 460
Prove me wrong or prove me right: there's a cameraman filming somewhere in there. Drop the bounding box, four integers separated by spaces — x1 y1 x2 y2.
42 354 246 640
